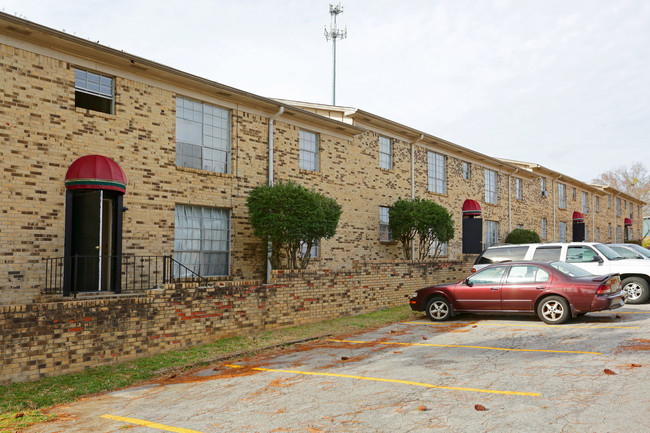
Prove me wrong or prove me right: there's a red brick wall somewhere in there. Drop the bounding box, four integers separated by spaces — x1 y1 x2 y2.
0 258 474 384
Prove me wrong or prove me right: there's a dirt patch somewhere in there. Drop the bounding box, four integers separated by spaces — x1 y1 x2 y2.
616 339 650 353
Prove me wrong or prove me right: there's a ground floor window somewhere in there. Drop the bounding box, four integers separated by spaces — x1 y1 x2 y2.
299 239 319 259
174 205 230 276
485 220 499 247
559 222 567 242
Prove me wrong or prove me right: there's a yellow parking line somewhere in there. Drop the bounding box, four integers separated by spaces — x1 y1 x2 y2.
404 321 640 329
101 414 203 433
326 339 601 355
224 364 540 397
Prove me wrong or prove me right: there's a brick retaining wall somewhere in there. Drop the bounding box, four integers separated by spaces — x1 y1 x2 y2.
0 258 474 384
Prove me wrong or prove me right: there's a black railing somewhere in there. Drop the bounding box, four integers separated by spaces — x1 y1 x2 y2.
43 255 207 296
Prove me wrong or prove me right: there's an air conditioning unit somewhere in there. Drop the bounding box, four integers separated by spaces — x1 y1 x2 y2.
541 190 549 197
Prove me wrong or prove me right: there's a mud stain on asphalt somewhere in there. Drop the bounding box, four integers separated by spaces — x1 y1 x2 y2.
616 339 650 353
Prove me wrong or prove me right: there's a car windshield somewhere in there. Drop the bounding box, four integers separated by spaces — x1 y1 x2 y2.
627 244 650 258
610 246 641 259
550 261 594 278
593 244 624 260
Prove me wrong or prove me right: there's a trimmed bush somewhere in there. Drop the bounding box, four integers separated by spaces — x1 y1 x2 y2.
504 228 541 244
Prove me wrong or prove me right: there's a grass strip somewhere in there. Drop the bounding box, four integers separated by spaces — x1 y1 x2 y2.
0 305 417 431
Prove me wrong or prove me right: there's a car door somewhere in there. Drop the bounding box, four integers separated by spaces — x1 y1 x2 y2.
501 265 552 311
566 245 610 274
454 265 506 311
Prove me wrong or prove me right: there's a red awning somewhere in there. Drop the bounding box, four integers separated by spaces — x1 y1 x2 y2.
624 218 633 227
65 155 127 193
572 211 584 222
462 199 482 217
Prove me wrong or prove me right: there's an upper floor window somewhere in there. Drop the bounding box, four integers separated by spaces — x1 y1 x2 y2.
630 204 634 219
380 206 392 242
379 136 393 170
572 187 576 200
515 178 523 200
541 177 547 195
558 184 566 209
616 198 622 216
485 169 498 204
608 195 611 208
582 192 589 214
462 162 471 180
75 68 114 114
176 97 231 173
299 129 319 171
427 152 447 194
595 196 600 212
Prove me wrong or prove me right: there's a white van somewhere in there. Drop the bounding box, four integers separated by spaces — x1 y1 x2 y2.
473 242 650 304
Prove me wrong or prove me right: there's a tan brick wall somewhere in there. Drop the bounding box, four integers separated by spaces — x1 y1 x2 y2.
0 258 474 384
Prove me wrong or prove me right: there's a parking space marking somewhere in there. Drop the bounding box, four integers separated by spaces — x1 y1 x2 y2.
224 364 541 397
327 339 602 355
404 321 640 329
100 414 203 433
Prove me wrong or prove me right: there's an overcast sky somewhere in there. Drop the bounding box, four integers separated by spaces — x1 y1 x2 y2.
3 0 649 183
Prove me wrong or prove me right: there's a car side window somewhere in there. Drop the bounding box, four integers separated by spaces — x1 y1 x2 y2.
505 265 549 284
532 247 561 261
468 266 507 285
567 246 599 263
476 246 528 265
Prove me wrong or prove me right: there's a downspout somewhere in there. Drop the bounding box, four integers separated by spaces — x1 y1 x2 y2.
411 134 423 261
508 169 517 233
592 193 596 241
267 106 284 283
553 176 561 241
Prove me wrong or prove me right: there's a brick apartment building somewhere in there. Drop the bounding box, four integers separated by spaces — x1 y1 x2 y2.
0 13 644 305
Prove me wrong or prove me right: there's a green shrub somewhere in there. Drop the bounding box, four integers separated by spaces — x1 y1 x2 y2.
504 228 541 244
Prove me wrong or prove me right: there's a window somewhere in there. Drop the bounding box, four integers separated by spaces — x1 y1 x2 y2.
299 129 319 171
572 188 576 200
582 192 589 214
299 240 319 259
532 246 561 262
379 136 393 170
616 198 621 216
430 241 448 257
608 195 611 208
176 97 231 173
608 223 612 238
567 246 600 263
462 162 471 180
74 68 114 114
485 220 499 247
174 205 230 276
485 169 498 204
617 225 622 243
558 184 566 209
515 178 523 200
505 265 549 284
380 207 392 241
595 196 600 212
638 205 641 218
516 224 524 229
596 227 600 242
427 152 447 194
541 218 547 239
476 246 528 265
468 266 507 285
559 222 567 242
541 177 547 194
630 204 634 220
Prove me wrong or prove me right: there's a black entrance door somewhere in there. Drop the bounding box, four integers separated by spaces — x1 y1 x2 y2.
463 218 483 254
572 222 585 242
66 190 120 293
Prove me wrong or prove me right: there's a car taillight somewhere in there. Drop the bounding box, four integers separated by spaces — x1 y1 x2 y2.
597 276 621 295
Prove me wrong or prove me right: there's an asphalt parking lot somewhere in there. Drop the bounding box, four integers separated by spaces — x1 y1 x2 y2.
27 306 650 433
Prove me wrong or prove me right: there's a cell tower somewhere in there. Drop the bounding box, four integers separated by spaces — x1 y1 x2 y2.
324 3 347 106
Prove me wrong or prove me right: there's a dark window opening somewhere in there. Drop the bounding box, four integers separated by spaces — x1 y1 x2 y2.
75 91 113 114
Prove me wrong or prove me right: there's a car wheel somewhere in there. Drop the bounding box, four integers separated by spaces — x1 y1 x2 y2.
621 277 650 304
537 296 570 325
425 296 452 322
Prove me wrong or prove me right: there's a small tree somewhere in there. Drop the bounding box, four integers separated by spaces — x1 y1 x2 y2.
504 228 541 244
246 181 342 270
389 198 455 261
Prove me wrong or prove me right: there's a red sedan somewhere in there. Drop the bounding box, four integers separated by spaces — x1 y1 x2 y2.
409 261 625 324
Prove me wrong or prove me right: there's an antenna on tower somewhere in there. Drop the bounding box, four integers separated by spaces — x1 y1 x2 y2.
324 3 347 106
